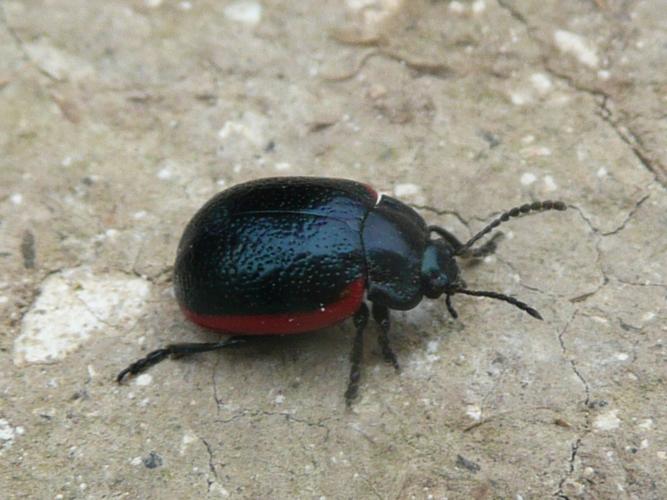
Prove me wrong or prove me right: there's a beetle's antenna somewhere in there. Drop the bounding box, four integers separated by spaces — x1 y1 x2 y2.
456 201 566 256
452 288 543 320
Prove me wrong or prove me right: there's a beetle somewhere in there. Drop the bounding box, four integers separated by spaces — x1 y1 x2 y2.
117 177 566 405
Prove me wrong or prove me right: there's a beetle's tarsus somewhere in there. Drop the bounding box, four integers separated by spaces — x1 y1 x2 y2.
445 294 458 319
467 232 503 258
345 303 369 407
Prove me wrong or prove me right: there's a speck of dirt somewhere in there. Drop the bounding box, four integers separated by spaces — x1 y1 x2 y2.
21 230 35 269
143 451 163 469
456 454 481 473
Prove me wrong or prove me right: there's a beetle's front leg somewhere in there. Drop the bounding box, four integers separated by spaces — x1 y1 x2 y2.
372 303 400 371
344 303 369 407
428 225 502 258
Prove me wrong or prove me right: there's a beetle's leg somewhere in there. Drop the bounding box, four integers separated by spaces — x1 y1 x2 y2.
345 303 369 407
445 294 458 319
429 225 502 258
116 337 246 383
428 226 464 253
467 233 503 258
372 303 400 371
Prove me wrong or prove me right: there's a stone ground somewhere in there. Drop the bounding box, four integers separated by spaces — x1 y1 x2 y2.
1 0 666 498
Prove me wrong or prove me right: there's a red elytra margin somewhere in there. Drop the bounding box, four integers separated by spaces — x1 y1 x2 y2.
180 278 366 335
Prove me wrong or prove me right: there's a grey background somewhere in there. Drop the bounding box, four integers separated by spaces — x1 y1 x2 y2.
1 1 665 498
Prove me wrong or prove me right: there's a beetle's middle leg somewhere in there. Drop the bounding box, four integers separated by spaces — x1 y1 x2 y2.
372 303 400 371
345 303 369 407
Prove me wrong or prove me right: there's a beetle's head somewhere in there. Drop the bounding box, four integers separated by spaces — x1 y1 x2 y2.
423 200 567 320
420 239 464 299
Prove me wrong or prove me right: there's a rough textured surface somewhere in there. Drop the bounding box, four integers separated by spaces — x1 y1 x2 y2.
1 1 665 498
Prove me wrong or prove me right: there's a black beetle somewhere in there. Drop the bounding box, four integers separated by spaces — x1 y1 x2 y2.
118 177 566 405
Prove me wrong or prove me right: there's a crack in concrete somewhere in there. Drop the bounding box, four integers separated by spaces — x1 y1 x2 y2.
408 203 471 230
0 3 29 65
496 0 529 26
495 255 549 296
554 310 591 498
377 48 453 80
555 437 583 500
496 0 667 188
200 437 220 491
215 408 332 441
543 59 667 188
211 358 225 413
476 356 510 424
600 193 650 237
0 4 60 83
596 96 666 187
616 278 667 289
565 202 656 304
557 311 591 407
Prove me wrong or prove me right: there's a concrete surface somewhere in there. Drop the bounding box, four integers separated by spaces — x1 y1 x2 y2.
1 0 665 498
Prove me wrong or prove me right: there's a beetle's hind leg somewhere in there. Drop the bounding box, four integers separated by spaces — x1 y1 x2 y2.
116 337 246 383
345 303 369 407
372 303 400 371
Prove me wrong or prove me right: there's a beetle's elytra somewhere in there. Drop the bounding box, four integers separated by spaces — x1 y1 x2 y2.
118 177 566 405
